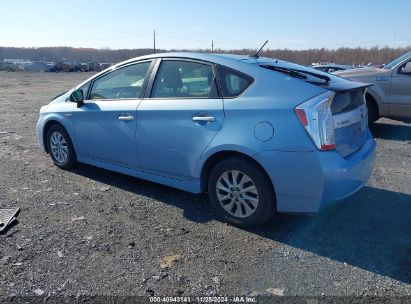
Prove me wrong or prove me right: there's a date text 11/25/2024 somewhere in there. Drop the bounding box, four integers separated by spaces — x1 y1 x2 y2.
149 296 257 303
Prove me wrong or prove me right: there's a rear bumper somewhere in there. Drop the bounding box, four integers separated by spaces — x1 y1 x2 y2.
255 130 376 213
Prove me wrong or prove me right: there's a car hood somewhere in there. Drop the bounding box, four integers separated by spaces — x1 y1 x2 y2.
334 67 392 78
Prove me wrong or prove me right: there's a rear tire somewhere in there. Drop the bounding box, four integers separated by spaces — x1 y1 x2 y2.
46 124 77 169
208 157 276 227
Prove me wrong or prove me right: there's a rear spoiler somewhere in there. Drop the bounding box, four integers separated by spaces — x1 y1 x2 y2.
324 81 373 93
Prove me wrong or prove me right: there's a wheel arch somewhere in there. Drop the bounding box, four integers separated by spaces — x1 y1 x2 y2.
365 89 383 117
43 120 71 153
199 150 276 198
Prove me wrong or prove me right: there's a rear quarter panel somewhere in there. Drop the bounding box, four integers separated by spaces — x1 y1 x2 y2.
194 66 328 178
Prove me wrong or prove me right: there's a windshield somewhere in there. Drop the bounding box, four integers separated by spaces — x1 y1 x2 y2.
384 51 411 69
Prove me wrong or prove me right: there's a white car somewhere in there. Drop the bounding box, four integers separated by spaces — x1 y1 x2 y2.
311 64 354 73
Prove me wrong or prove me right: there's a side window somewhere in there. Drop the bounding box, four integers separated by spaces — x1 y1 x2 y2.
400 60 411 74
89 61 151 100
216 65 254 98
151 60 219 98
66 81 90 101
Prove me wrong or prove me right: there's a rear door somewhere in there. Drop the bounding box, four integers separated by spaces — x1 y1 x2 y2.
136 59 224 180
388 59 411 119
73 60 153 167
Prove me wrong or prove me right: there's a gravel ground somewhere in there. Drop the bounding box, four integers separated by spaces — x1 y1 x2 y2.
0 72 410 299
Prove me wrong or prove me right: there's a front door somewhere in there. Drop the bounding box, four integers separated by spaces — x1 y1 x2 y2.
137 59 224 180
73 60 152 167
389 60 411 119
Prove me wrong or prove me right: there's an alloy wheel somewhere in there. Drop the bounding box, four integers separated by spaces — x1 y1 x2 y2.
50 131 68 164
216 170 259 218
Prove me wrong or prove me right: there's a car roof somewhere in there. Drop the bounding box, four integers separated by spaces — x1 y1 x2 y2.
76 51 350 91
115 52 255 67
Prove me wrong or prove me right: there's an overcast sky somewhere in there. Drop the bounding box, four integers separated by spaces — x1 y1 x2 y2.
1 0 410 50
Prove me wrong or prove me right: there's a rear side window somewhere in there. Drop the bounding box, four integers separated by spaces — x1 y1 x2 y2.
216 65 254 98
151 60 219 98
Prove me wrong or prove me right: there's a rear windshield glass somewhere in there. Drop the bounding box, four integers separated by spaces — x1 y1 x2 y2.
260 64 330 84
216 65 254 98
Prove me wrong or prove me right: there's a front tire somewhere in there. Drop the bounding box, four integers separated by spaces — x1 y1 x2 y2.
46 124 77 169
208 157 276 227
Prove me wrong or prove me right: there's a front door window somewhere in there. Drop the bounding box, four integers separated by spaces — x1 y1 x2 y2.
89 61 151 100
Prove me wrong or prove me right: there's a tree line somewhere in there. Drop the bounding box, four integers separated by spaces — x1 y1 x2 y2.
1 46 410 66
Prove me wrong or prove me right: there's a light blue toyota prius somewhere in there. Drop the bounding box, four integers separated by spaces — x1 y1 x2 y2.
36 52 376 226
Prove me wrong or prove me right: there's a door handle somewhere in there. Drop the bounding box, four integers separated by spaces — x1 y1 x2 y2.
192 115 216 123
118 113 135 121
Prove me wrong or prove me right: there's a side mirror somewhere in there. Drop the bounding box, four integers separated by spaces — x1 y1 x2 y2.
401 62 411 74
69 89 84 107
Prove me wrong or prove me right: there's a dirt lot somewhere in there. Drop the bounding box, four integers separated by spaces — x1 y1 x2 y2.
0 72 411 299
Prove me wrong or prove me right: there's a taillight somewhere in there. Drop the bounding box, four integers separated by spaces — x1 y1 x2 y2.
295 92 336 151
295 109 308 126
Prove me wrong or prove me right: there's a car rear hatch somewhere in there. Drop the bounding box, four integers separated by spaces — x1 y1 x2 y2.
259 62 372 158
329 84 371 158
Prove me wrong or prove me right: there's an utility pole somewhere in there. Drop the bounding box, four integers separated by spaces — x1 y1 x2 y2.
153 30 156 53
211 40 214 53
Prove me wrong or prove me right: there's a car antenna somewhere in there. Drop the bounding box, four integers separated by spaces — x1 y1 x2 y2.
251 40 268 58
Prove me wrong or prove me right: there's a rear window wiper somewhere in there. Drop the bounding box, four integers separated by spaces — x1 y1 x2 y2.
261 65 307 80
293 69 331 84
261 65 330 84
